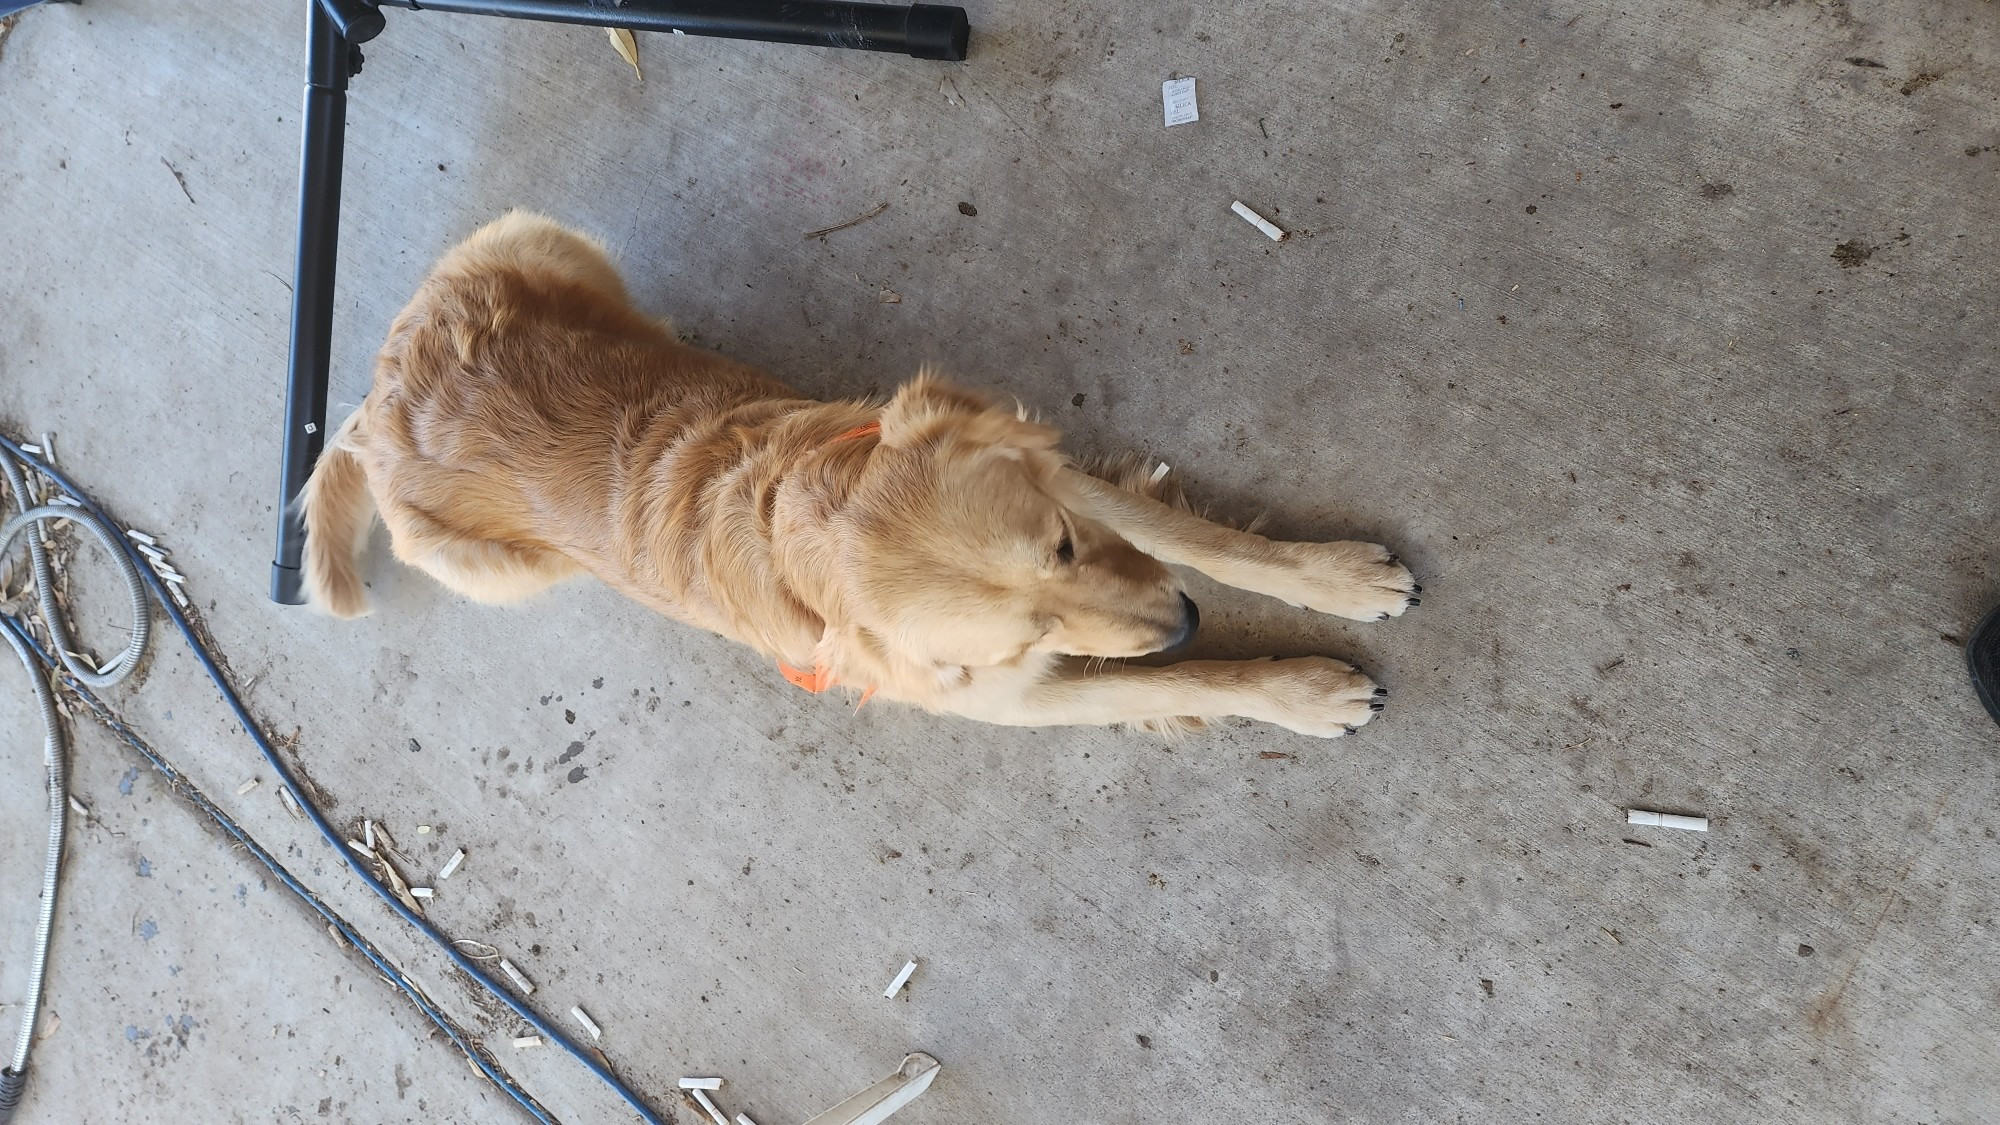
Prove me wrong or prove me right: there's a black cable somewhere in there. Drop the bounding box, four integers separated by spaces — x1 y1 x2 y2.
0 434 667 1123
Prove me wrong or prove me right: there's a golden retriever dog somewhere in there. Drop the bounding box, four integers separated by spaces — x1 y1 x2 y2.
302 213 1419 737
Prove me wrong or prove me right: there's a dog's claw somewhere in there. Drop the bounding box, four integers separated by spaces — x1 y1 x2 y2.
1341 724 1357 735
1412 583 1423 593
1373 686 1388 697
1406 596 1421 607
1369 701 1385 712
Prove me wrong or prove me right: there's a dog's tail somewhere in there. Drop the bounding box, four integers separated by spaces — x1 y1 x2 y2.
300 410 376 618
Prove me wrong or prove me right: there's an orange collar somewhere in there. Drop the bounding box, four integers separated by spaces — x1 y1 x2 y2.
777 659 877 710
778 417 882 709
830 419 881 444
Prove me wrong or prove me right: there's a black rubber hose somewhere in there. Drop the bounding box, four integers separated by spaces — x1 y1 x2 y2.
0 1066 26 1123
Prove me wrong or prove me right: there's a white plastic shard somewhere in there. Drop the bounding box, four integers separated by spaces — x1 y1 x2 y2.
883 960 918 998
691 1088 730 1125
1230 200 1288 242
498 958 533 994
679 1078 724 1090
1626 808 1708 832
800 1053 942 1125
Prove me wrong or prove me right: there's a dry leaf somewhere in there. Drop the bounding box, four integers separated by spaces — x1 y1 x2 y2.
878 289 903 304
606 27 641 81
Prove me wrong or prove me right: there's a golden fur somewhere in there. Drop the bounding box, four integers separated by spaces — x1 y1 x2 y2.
302 213 1419 737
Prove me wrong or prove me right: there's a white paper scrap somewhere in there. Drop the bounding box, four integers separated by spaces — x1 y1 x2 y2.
1163 77 1198 127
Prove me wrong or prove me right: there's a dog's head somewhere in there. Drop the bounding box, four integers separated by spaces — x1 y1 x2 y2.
831 373 1197 669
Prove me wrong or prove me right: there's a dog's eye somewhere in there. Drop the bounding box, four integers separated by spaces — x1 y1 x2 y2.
1054 532 1075 564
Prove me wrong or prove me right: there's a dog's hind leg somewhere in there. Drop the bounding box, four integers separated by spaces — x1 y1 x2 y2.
1053 467 1419 622
956 657 1384 739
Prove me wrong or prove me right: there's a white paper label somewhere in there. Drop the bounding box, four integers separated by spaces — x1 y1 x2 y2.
1163 77 1198 127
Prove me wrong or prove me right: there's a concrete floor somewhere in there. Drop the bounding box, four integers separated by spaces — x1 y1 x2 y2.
2 0 1997 1121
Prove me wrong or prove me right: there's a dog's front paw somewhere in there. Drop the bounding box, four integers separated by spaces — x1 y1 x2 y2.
1268 541 1420 621
1256 656 1386 738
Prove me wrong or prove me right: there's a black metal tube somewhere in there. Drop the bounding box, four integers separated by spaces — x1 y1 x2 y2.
377 0 969 61
272 1 352 604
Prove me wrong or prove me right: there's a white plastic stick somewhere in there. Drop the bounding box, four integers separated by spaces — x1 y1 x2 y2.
736 1116 759 1125
570 1006 601 1040
679 1078 725 1090
513 1035 543 1049
236 778 259 796
410 886 434 899
363 819 375 850
691 1089 731 1125
883 960 919 998
1626 808 1708 832
1148 462 1171 484
41 433 55 466
126 530 157 546
1230 200 1288 242
499 958 534 994
438 849 466 880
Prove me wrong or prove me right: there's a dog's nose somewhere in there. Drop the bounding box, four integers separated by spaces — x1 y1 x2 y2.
1162 594 1200 653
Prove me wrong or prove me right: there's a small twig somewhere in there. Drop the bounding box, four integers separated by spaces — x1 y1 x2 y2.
160 157 195 204
803 202 888 241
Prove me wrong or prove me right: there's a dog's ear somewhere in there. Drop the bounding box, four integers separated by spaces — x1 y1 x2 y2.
878 369 1059 458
